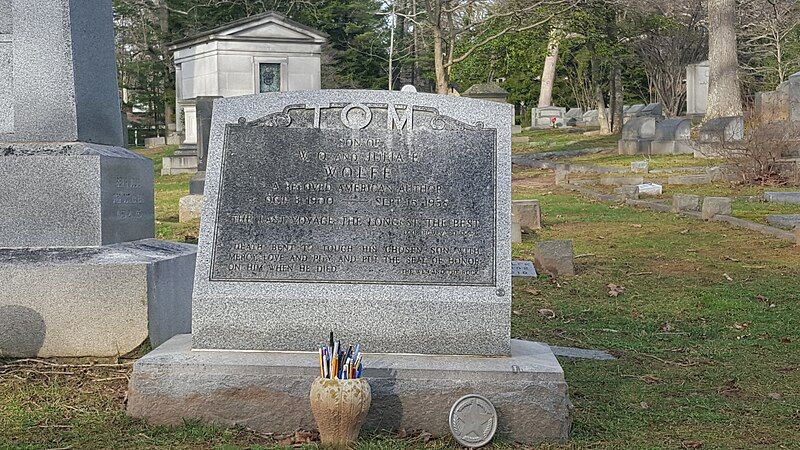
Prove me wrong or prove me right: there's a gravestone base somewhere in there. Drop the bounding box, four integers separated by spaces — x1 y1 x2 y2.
179 195 203 223
649 140 694 155
189 171 206 195
618 139 652 155
161 154 198 175
127 335 571 445
0 240 196 358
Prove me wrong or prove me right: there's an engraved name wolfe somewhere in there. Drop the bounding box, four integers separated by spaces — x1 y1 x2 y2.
209 102 497 286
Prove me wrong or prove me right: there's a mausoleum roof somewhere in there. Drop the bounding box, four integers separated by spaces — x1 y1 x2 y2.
168 11 328 51
462 82 509 97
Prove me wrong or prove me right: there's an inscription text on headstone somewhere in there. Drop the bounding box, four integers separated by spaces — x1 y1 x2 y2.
209 103 497 286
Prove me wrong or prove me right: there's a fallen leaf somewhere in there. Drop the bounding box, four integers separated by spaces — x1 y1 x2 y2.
607 283 626 297
732 323 749 331
642 375 662 384
632 224 642 228
723 273 733 281
512 310 523 316
680 229 689 234
781 337 793 343
722 256 740 262
640 401 650 409
661 322 673 332
718 379 742 397
755 294 768 302
681 441 703 449
524 287 541 295
768 392 782 400
537 308 556 319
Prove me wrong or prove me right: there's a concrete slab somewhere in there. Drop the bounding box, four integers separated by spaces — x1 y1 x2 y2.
764 192 800 204
127 335 572 445
765 214 800 230
550 346 616 361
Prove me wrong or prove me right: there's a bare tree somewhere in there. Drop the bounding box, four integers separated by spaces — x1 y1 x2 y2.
628 0 708 117
413 0 576 94
739 0 800 88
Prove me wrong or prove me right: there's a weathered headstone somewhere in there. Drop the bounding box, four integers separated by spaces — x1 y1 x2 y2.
667 174 712 185
162 100 200 175
623 104 645 124
564 108 584 126
686 60 709 116
638 103 663 118
615 185 639 200
600 175 645 186
697 116 744 152
766 215 800 230
0 0 196 357
127 91 571 443
754 90 790 124
533 240 575 277
145 137 167 148
672 194 701 212
631 161 649 173
764 191 800 204
618 117 656 155
650 118 694 155
531 106 566 128
701 197 732 220
189 96 223 195
512 199 542 231
179 194 203 223
637 182 662 196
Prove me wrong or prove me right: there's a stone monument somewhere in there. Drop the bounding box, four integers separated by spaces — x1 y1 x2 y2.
461 82 509 103
618 117 656 155
532 106 566 128
180 96 221 222
686 60 710 117
0 0 196 357
127 90 571 443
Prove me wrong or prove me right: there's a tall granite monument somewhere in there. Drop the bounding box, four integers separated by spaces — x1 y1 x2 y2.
0 0 196 357
127 91 571 443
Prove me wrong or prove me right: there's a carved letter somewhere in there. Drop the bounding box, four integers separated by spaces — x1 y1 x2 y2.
340 103 372 130
388 104 413 130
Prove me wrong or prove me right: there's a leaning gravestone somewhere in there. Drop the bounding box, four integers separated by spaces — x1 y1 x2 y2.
0 0 196 357
127 90 571 443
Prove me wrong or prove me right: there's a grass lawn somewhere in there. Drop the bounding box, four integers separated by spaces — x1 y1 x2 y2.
513 128 619 155
136 145 200 243
567 150 725 170
2 143 799 449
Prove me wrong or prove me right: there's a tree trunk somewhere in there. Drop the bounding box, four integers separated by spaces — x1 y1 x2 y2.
612 65 623 133
592 56 611 134
706 0 743 120
538 27 561 107
433 26 449 94
156 0 174 127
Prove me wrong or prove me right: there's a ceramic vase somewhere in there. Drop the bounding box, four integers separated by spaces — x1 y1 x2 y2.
310 377 372 447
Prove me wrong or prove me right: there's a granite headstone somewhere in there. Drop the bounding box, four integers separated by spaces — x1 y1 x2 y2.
193 91 511 355
127 90 572 444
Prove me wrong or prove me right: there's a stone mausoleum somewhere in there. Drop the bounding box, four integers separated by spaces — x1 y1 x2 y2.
164 12 327 175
